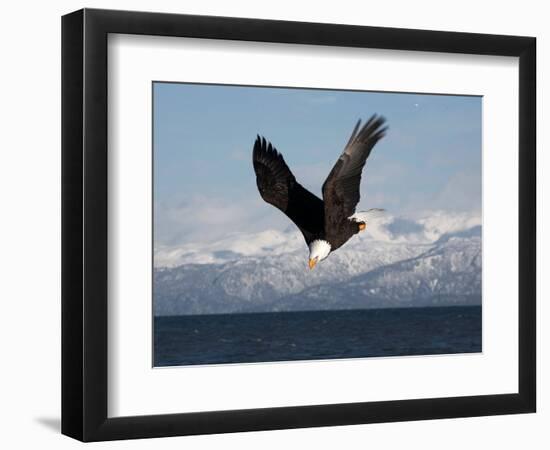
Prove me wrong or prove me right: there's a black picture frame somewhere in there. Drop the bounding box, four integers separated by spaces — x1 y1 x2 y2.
62 8 536 442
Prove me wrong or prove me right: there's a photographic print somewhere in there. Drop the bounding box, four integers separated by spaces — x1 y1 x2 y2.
153 82 482 367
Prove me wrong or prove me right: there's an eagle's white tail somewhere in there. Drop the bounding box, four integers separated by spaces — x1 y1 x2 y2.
349 208 386 224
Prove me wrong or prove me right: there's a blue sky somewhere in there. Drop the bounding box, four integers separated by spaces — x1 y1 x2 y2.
153 82 481 247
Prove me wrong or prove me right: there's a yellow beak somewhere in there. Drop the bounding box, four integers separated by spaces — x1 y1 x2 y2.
308 258 317 270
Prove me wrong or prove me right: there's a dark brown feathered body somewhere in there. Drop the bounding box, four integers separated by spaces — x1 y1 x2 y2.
252 115 387 254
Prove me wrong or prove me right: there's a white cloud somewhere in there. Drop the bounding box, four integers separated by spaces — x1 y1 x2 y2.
154 193 291 247
430 170 482 211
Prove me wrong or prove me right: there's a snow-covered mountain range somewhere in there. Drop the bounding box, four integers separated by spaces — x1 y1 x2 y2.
154 211 482 315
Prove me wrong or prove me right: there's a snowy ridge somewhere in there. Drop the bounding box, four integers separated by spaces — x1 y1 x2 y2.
286 230 481 310
154 211 482 315
155 210 481 267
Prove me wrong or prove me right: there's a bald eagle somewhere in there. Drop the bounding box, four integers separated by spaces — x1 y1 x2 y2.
252 115 387 270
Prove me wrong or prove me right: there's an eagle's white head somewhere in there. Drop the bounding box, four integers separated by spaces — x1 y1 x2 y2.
308 239 331 270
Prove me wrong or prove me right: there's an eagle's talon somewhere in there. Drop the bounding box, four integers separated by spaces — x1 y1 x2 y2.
359 222 367 231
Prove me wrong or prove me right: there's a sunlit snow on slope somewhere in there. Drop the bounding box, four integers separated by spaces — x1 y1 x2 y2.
155 210 480 267
153 211 482 315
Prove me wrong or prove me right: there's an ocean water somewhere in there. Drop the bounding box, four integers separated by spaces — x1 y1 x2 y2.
154 305 481 367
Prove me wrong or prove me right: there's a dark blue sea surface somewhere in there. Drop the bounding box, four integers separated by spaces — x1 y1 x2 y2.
154 306 481 367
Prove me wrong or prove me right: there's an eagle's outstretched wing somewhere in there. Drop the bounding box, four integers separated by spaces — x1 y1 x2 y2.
322 115 387 232
253 136 324 244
